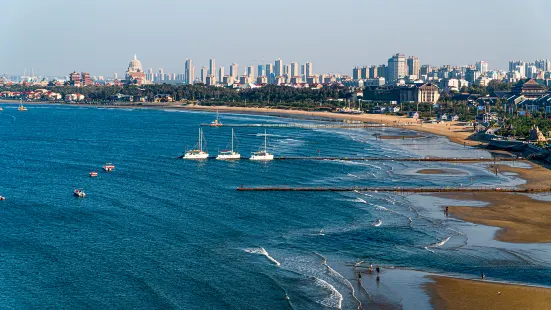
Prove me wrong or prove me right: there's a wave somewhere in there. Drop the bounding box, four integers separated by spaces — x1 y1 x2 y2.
431 236 451 248
373 219 382 227
314 252 361 309
312 277 343 309
243 247 281 266
424 246 436 254
354 198 367 204
347 173 360 179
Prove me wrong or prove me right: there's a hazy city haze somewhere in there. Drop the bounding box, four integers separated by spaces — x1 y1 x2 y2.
2 0 550 76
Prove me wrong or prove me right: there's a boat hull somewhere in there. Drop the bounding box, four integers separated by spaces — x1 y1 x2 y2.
250 154 274 161
184 153 209 159
216 153 241 160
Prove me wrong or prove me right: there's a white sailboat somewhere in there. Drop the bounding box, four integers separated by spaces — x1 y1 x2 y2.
18 99 27 111
210 110 222 127
250 129 274 161
184 128 209 159
217 128 241 160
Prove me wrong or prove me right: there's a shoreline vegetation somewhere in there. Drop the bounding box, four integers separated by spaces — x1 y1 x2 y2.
3 100 551 307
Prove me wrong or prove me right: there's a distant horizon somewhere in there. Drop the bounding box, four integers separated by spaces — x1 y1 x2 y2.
2 0 551 76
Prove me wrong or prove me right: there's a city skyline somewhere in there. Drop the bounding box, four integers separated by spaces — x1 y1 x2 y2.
2 0 551 76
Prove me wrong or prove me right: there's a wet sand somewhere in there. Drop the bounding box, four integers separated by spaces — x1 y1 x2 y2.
426 276 551 310
417 168 467 175
378 135 426 140
438 162 551 243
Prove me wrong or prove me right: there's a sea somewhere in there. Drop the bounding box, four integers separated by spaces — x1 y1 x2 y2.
0 104 550 309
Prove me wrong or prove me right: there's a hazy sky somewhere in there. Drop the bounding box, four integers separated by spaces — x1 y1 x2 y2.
2 0 550 77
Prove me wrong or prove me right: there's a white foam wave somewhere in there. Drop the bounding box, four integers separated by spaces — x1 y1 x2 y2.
424 246 436 254
354 198 367 204
373 219 382 227
243 247 281 266
347 173 360 179
431 236 451 248
312 277 343 309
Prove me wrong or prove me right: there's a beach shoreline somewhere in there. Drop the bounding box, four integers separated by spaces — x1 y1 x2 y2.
0 100 484 147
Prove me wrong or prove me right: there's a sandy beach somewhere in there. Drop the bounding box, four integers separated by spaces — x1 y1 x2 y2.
438 162 551 243
426 276 551 309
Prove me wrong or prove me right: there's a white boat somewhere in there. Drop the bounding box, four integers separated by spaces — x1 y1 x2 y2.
250 129 274 161
184 128 209 159
73 188 86 198
210 110 223 127
18 99 27 111
217 128 241 160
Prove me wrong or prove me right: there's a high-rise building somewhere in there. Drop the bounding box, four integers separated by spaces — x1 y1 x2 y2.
257 65 265 77
290 62 299 77
114 73 118 80
209 58 216 79
200 66 208 84
352 67 361 80
283 64 290 76
369 65 378 78
266 63 274 83
535 59 551 72
218 67 225 83
387 53 407 83
377 65 387 79
305 62 313 78
229 63 238 78
247 66 254 79
420 65 431 77
407 56 420 77
475 61 488 74
360 66 369 79
185 59 194 84
274 58 283 77
465 69 480 83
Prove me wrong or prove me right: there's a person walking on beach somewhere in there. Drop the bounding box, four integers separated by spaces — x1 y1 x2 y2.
481 272 485 280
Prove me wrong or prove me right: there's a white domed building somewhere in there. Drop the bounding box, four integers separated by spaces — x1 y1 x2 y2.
125 54 148 85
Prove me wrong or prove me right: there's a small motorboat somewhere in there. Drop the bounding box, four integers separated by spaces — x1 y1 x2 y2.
102 163 115 172
0 195 5 201
73 188 86 198
0 107 3 111
89 171 98 177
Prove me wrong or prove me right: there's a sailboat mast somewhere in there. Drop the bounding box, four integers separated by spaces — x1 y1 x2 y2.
199 128 202 151
231 128 234 152
264 129 267 152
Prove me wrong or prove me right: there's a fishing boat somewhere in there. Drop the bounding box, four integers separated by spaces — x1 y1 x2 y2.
184 128 209 159
18 99 27 111
73 188 86 198
217 128 241 160
210 110 223 127
0 195 5 201
89 171 98 177
250 129 274 161
102 163 115 172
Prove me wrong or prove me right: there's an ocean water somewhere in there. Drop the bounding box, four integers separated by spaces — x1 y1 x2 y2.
0 104 550 309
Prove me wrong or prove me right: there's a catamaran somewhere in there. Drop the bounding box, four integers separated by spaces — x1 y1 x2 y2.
184 128 209 159
250 129 274 161
18 99 27 111
217 128 241 160
210 110 223 127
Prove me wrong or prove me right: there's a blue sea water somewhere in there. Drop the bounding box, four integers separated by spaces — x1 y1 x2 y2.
0 104 550 309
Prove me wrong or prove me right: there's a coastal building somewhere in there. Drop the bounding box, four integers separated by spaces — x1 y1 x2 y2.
209 59 216 78
125 54 147 85
377 65 387 79
200 67 208 84
387 53 408 83
69 71 81 86
256 76 268 84
218 67 225 84
265 63 274 83
407 56 420 78
81 72 93 86
274 58 283 78
352 67 361 80
247 66 255 79
230 63 238 78
206 75 216 86
257 65 265 77
305 62 313 78
361 66 369 79
185 59 194 84
476 61 489 74
290 62 299 78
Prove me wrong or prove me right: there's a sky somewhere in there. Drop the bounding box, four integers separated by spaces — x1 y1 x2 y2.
2 0 551 77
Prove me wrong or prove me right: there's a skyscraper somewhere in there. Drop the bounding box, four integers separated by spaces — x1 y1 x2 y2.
305 62 313 78
387 54 407 83
290 62 299 77
230 63 238 78
369 65 378 78
475 61 488 74
209 59 216 78
200 66 208 84
257 64 265 77
407 56 420 77
274 58 283 77
185 59 194 84
247 66 255 79
218 67 225 83
283 64 291 76
266 63 274 83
